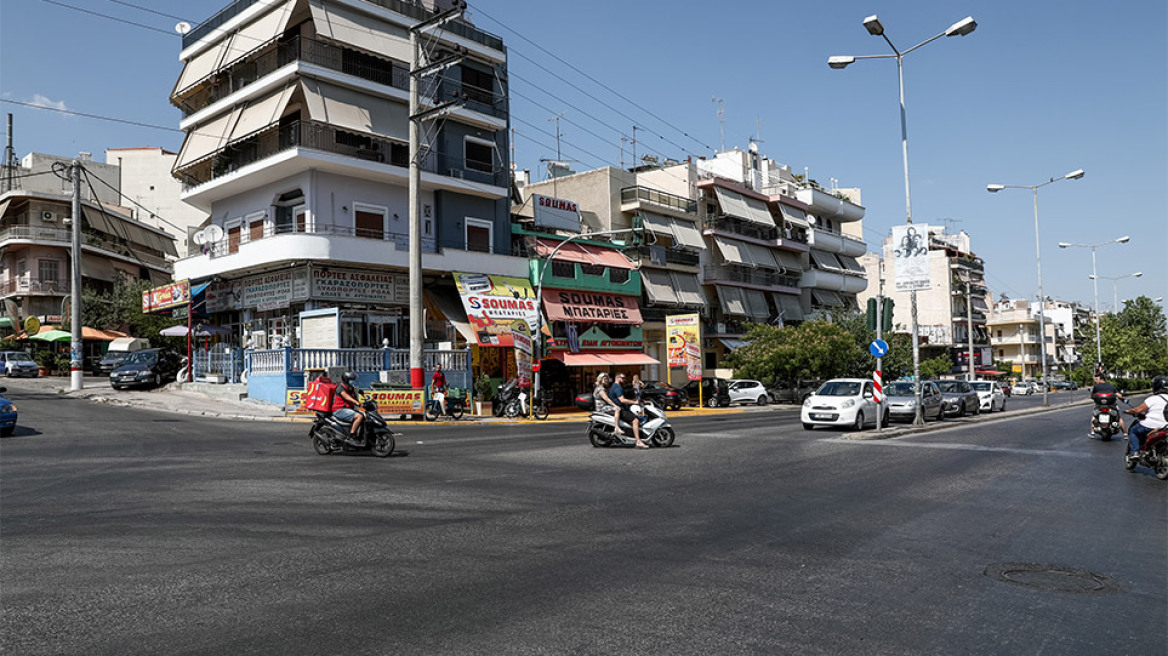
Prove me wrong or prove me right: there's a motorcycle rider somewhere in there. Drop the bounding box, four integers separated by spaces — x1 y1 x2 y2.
1088 373 1125 437
1124 376 1168 463
335 371 365 445
611 372 649 449
432 363 448 417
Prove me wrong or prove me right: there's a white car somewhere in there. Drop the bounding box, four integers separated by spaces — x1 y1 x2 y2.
801 378 881 431
970 380 1007 412
728 379 770 406
1011 382 1036 396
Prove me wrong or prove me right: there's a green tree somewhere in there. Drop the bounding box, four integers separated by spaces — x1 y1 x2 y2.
78 276 182 339
1080 296 1167 377
726 320 865 384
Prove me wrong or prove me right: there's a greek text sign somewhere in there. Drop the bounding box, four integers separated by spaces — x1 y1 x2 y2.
453 272 538 347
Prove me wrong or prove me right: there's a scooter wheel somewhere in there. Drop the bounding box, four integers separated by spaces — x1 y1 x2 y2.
312 431 333 456
450 404 464 420
533 404 549 421
424 405 438 422
588 427 611 448
372 430 395 458
650 426 675 448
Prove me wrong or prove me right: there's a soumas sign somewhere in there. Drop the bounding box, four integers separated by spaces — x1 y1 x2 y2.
542 289 643 324
287 389 424 415
453 272 538 347
142 279 191 313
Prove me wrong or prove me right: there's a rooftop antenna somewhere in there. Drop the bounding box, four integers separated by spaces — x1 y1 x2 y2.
712 97 725 151
547 111 567 163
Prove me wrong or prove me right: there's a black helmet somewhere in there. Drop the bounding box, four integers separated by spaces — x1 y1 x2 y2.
342 371 358 385
1153 376 1168 394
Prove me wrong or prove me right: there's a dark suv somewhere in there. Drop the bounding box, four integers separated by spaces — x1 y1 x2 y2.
684 377 731 408
640 381 689 411
109 348 181 390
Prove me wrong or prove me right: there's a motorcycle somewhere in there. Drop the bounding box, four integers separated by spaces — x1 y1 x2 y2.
1091 392 1124 441
505 387 549 420
424 389 466 421
310 399 397 457
581 396 675 448
1125 411 1168 480
492 379 519 417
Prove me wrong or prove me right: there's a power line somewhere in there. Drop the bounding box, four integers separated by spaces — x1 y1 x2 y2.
1 98 183 135
40 0 174 36
105 0 187 22
82 166 186 236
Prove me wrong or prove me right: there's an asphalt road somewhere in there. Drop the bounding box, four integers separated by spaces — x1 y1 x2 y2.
2 387 1163 655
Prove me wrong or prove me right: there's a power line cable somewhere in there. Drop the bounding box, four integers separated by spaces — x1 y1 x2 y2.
105 0 187 22
82 166 186 236
41 0 174 36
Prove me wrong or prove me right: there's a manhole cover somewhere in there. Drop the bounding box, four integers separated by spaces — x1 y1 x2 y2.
985 563 1118 594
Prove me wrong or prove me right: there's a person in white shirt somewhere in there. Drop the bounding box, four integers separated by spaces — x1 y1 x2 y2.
1124 376 1168 460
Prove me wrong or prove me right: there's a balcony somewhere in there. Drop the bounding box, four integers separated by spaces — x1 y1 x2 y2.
620 186 697 215
0 226 172 269
629 244 700 268
794 187 865 222
950 256 985 272
1 277 71 297
704 215 778 242
703 265 799 290
799 267 867 295
807 227 866 257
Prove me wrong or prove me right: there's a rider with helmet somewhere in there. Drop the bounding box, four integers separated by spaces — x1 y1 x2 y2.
334 372 365 445
1088 372 1125 436
1124 375 1168 463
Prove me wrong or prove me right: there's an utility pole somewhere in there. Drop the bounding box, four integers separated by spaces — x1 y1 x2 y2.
967 280 975 381
875 276 884 432
69 160 83 391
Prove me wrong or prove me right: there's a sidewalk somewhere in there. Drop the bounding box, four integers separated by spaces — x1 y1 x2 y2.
0 374 767 424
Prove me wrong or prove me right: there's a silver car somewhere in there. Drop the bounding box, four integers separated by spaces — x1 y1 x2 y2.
728 379 770 406
0 351 39 378
884 381 944 422
970 380 1007 412
936 380 981 417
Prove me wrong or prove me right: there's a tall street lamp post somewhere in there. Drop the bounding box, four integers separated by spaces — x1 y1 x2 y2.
1089 272 1143 314
1056 236 1130 369
987 170 1085 407
829 14 977 425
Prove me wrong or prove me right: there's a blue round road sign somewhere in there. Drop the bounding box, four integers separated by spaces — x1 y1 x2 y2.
869 339 889 357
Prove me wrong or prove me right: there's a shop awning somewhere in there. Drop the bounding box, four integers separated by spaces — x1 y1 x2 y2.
773 292 805 321
542 289 642 324
533 238 633 269
555 352 612 367
600 352 659 366
309 0 412 63
301 78 409 142
642 269 680 306
777 203 810 228
716 285 747 317
220 0 296 70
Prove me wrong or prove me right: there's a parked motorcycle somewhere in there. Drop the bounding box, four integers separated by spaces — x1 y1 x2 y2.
424 390 466 421
493 379 519 417
1125 411 1168 480
1091 391 1124 441
505 388 549 420
310 399 397 457
580 396 675 448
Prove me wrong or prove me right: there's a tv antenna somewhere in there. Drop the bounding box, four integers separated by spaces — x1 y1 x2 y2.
546 111 567 163
712 97 725 151
621 125 639 169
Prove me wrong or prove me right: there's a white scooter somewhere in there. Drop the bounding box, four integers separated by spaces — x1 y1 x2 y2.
586 401 675 448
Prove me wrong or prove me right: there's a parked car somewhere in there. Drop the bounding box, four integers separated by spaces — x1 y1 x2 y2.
728 379 770 406
684 377 731 408
884 381 944 422
970 380 1007 412
801 378 881 431
1011 381 1037 396
97 351 131 376
639 381 689 411
109 348 182 390
0 386 15 436
98 337 149 375
936 380 981 417
0 351 39 378
1051 380 1078 391
767 381 821 405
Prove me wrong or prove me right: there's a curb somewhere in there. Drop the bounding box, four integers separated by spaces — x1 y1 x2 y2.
841 398 1095 440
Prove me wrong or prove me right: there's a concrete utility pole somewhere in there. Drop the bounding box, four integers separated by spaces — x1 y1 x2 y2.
70 160 83 391
967 281 975 382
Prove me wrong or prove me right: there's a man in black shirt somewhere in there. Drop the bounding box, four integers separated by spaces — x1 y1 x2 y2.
1089 374 1125 436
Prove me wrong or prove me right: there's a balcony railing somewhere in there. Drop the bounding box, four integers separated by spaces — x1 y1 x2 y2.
184 0 504 52
0 226 172 269
0 277 71 296
703 215 778 242
620 186 697 214
630 244 700 267
174 35 409 115
199 219 438 258
175 120 507 190
703 265 799 289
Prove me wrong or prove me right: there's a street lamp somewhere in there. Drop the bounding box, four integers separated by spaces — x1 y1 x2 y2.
830 14 977 425
1089 272 1142 314
1057 235 1129 370
987 170 1084 407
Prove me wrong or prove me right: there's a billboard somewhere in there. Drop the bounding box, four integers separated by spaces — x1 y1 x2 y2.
453 273 538 347
666 313 701 368
142 279 190 313
532 194 581 232
892 224 931 292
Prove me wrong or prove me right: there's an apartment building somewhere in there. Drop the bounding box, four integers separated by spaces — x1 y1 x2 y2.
169 0 518 349
987 298 1056 381
105 148 209 245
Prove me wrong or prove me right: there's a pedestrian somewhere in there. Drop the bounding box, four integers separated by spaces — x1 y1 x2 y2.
631 374 645 403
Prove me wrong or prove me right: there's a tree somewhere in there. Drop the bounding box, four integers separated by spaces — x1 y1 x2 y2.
79 276 182 340
726 320 864 384
1080 296 1167 377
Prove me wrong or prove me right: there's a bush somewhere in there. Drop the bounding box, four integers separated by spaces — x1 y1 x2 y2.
474 373 495 401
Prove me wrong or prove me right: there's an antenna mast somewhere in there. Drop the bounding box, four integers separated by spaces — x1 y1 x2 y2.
712 97 725 151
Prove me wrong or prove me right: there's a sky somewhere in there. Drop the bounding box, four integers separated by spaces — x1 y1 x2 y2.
1 0 1165 311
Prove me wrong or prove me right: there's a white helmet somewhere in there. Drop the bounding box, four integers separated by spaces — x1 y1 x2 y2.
630 404 643 415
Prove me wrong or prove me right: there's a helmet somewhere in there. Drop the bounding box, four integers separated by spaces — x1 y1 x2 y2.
1153 376 1168 394
342 371 358 385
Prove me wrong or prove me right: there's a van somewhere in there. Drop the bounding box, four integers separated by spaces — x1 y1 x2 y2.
99 337 150 375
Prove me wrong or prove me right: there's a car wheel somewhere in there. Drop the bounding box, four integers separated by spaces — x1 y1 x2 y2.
0 426 12 437
706 396 719 408
802 423 814 431
852 411 864 432
756 395 768 406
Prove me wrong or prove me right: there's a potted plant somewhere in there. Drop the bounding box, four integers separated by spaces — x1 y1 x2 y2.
34 350 55 377
473 373 494 416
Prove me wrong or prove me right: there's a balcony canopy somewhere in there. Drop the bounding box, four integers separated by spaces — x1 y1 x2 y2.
715 188 774 227
776 203 810 228
773 292 805 321
309 0 412 63
301 79 409 142
172 0 295 97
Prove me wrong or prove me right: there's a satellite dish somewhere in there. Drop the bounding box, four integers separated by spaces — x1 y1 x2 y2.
192 231 207 246
204 224 225 242
175 21 191 35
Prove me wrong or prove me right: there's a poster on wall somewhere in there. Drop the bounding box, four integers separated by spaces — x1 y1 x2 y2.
512 328 533 389
892 224 931 292
666 313 701 368
312 268 407 305
685 343 702 382
453 272 538 347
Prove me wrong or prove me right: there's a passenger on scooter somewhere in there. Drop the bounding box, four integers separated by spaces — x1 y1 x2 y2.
335 371 365 445
611 372 649 449
1124 376 1168 462
432 363 448 416
1089 373 1125 436
593 374 619 434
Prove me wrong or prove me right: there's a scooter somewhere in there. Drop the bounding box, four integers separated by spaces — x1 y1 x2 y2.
505 388 549 420
424 390 466 421
310 399 397 457
1091 396 1124 441
1125 413 1168 480
584 400 675 448
493 379 519 417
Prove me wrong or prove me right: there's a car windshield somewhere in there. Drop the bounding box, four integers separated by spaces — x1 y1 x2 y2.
885 382 917 396
125 351 158 365
815 381 861 397
970 382 992 391
103 352 127 360
937 382 962 393
7 353 33 362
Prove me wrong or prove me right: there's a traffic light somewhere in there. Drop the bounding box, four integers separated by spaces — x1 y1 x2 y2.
866 297 877 331
882 297 895 332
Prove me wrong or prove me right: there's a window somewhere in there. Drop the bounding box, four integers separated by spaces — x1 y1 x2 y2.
226 221 242 254
246 211 266 242
465 138 494 173
38 259 60 283
354 203 386 240
461 66 495 105
610 268 629 284
293 204 307 233
465 217 492 253
551 260 575 278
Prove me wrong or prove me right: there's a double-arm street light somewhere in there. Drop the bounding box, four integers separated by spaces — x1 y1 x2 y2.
829 14 977 425
987 170 1084 407
1056 236 1130 368
1089 272 1143 314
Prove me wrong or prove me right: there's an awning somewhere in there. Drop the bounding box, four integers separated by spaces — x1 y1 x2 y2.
719 338 751 350
175 106 241 169
774 250 803 273
671 272 705 307
773 292 805 321
670 217 705 249
0 198 11 219
81 206 115 236
714 237 750 266
301 78 409 142
230 84 296 140
742 288 771 319
555 352 613 367
542 289 643 324
309 0 412 63
742 242 780 269
972 297 990 312
714 188 752 223
639 211 674 237
81 254 118 282
811 289 844 307
810 250 843 271
837 254 866 273
600 352 660 366
533 238 633 270
742 195 776 227
220 0 296 70
174 38 232 96
777 203 810 228
642 269 680 306
427 288 478 344
716 285 747 317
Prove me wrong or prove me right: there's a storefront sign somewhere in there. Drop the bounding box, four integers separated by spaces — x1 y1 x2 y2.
142 279 190 313
287 388 424 415
547 325 643 351
512 329 533 389
532 194 581 233
892 224 931 292
312 268 408 305
685 343 702 381
453 272 538 347
542 289 642 324
666 313 701 368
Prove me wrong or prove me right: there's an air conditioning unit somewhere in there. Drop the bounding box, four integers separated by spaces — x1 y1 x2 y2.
41 211 56 222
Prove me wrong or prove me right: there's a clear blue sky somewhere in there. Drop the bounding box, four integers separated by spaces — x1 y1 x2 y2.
2 0 1165 309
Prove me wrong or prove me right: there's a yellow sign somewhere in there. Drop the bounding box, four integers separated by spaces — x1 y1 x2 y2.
666 313 701 376
23 316 40 336
286 389 424 415
1012 364 1023 373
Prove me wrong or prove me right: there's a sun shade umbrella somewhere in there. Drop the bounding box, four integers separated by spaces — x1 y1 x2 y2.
160 325 233 338
30 329 72 342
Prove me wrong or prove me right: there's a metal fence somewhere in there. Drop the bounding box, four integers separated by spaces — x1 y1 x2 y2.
246 347 472 387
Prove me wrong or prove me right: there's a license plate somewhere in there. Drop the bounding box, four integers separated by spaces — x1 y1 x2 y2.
811 413 831 420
